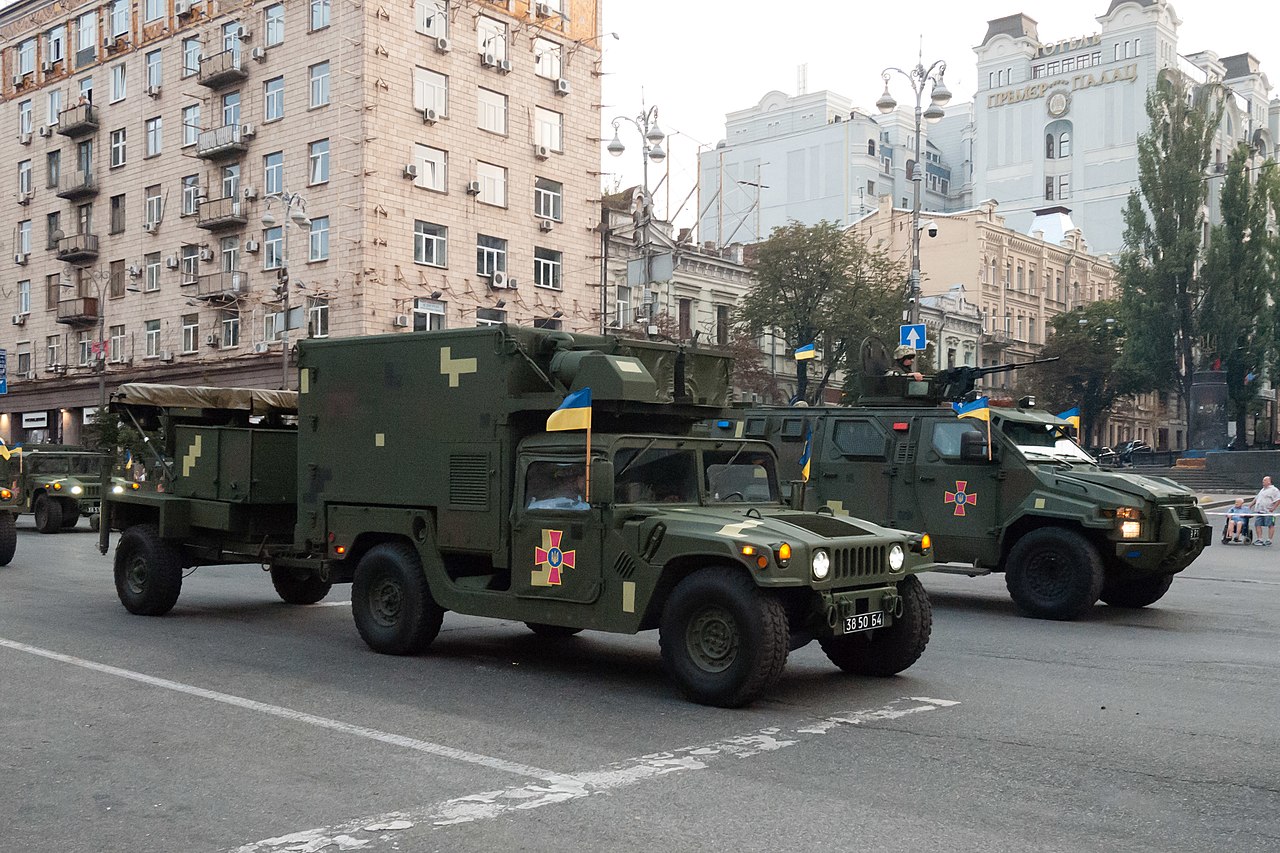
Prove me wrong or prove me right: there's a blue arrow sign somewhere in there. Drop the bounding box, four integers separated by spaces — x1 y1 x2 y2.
0 348 7 395
899 324 926 350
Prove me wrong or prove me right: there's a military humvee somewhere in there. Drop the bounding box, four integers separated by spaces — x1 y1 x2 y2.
2 445 136 534
0 452 17 565
102 327 935 707
717 347 1211 621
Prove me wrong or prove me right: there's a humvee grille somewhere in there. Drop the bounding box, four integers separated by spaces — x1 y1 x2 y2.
1173 504 1201 522
894 441 915 464
613 552 637 579
830 545 886 581
448 455 489 509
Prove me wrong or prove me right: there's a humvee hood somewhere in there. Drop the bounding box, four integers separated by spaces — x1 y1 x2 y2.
649 507 895 543
1054 469 1194 503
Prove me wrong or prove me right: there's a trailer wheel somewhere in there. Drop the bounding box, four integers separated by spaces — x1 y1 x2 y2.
819 575 933 676
114 524 183 616
1100 573 1174 608
1005 527 1104 620
34 494 64 534
659 566 789 707
352 542 443 655
0 513 16 566
270 566 332 605
524 622 583 638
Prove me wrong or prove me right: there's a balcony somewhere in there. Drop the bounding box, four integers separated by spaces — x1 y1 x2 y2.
55 169 99 200
56 103 99 138
198 49 248 88
196 270 248 302
56 233 100 263
56 296 100 326
982 329 1013 351
197 195 248 230
196 124 248 161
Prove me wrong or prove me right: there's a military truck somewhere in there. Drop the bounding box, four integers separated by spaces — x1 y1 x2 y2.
0 445 138 534
101 327 934 707
0 456 17 565
716 357 1211 621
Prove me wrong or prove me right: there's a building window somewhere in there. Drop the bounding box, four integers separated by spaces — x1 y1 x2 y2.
47 334 63 367
47 25 67 64
222 312 240 348
182 38 201 77
264 225 284 269
715 305 730 346
181 244 199 285
110 129 126 168
265 4 285 47
109 194 125 233
181 176 199 216
264 312 282 342
476 234 506 276
1059 131 1071 158
310 0 330 31
534 177 562 221
412 144 446 191
18 39 35 77
263 77 285 122
413 67 448 117
143 0 163 24
182 104 200 147
110 63 127 102
144 252 161 291
534 107 563 152
414 0 447 37
180 313 198 353
109 259 126 298
15 342 31 377
614 284 630 327
221 163 240 199
308 139 329 184
308 297 329 337
309 62 330 108
17 280 31 315
476 16 507 60
17 220 31 255
476 87 507 134
309 216 329 261
46 90 62 128
145 184 163 227
1058 175 1070 199
534 37 561 79
221 235 240 273
412 297 446 330
476 161 506 207
19 101 33 136
475 307 506 327
414 221 447 266
263 151 284 194
18 160 32 195
678 298 692 338
222 92 241 127
533 247 562 290
145 50 162 91
1044 178 1054 201
77 331 93 366
76 11 97 66
46 211 60 248
145 116 162 157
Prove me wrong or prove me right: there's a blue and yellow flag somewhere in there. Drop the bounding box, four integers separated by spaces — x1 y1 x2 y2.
1056 407 1081 433
798 425 813 482
547 387 592 432
793 343 816 361
952 396 991 422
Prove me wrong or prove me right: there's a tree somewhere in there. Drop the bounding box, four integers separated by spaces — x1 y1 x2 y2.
1026 302 1129 447
737 221 903 404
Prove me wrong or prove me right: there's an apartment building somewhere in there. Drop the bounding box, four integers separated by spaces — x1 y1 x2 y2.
0 0 603 443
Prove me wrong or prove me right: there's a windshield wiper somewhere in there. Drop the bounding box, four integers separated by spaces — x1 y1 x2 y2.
615 438 658 480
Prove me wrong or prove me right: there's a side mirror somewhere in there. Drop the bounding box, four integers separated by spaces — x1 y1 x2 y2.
960 430 990 462
590 460 615 506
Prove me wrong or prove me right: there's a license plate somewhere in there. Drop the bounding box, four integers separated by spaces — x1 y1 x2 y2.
843 611 885 634
1188 527 1200 541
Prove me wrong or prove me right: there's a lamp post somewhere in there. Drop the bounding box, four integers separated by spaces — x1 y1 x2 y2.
260 191 310 390
59 266 137 438
605 105 666 330
877 51 951 326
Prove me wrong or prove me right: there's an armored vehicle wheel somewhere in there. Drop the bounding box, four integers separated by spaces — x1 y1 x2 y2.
352 542 444 655
0 513 16 566
659 567 789 708
1100 573 1174 608
819 575 932 676
61 506 80 529
524 622 583 638
114 524 184 616
34 494 64 534
270 566 332 605
89 513 101 533
1005 527 1104 620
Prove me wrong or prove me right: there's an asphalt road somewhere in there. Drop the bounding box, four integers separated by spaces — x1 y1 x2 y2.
1 519 1276 853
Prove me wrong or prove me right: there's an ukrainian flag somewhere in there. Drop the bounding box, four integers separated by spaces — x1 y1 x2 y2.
793 343 816 361
1056 407 1081 433
547 387 592 432
952 396 991 421
798 425 813 482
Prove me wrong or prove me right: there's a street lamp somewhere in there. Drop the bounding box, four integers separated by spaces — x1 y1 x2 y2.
260 191 310 390
878 50 951 326
605 105 666 331
57 264 139 439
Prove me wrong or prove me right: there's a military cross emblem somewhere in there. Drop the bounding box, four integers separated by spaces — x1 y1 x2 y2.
944 481 977 517
533 529 575 586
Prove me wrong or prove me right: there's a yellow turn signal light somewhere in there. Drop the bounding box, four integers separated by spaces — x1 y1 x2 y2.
52 482 62 491
130 482 140 490
778 543 792 561
0 489 10 500
921 534 931 551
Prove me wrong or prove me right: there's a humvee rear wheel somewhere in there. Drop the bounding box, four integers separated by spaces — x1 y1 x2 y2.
1100 573 1174 608
34 494 64 534
0 513 16 566
819 575 933 676
61 504 80 529
659 567 789 708
524 622 583 638
270 566 332 605
352 542 443 655
114 524 183 616
1005 527 1104 620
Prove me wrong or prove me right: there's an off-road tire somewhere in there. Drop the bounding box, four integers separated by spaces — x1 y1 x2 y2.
819 574 933 676
89 513 101 533
524 622 583 638
0 513 16 566
659 566 789 708
34 494 64 534
114 524 184 616
270 566 333 605
61 504 80 529
352 542 444 655
1100 573 1175 608
1005 527 1105 620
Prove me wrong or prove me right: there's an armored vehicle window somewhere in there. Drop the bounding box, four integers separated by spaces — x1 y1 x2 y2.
931 421 985 459
614 447 697 504
525 461 588 511
1002 421 1094 463
25 455 99 476
705 450 779 503
743 418 767 438
780 419 805 440
831 420 887 458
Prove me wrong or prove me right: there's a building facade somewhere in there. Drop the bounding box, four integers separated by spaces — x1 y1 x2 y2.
0 0 603 444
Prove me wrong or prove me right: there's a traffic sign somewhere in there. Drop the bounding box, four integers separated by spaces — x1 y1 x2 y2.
899 324 926 350
0 348 7 395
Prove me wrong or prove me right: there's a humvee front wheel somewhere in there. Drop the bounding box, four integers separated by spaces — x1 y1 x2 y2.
61 505 81 529
114 524 183 616
0 513 16 566
1100 573 1174 608
33 494 63 534
524 622 583 638
1005 527 1104 620
352 542 443 655
270 565 332 605
819 575 932 676
659 567 789 708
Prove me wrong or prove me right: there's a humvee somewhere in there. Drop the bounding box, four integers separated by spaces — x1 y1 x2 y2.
3 445 136 534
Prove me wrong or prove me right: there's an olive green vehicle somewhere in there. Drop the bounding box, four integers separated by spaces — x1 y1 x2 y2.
0 457 18 565
101 326 933 707
716 364 1211 622
1 445 136 534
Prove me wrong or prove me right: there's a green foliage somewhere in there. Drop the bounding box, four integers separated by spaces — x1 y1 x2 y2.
83 409 159 472
1027 302 1129 446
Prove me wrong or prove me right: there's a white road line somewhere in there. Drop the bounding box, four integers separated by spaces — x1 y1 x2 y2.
233 696 962 853
314 600 352 607
0 636 568 783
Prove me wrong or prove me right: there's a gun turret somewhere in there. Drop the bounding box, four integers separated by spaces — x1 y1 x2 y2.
934 356 1061 401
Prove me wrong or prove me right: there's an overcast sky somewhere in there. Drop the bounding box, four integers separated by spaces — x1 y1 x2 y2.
599 0 1279 229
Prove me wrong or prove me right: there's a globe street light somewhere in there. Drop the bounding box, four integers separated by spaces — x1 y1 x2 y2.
606 105 666 330
260 191 310 390
878 50 951 326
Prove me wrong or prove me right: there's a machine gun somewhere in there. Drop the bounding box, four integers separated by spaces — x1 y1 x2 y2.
934 356 1060 401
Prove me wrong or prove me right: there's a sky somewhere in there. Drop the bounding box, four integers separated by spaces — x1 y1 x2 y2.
598 0 1280 230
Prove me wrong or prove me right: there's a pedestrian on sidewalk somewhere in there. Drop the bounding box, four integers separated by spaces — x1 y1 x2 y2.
1250 476 1280 546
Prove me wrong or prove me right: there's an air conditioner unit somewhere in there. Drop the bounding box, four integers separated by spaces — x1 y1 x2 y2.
240 123 256 139
37 126 51 138
533 143 549 160
127 265 142 277
434 36 451 54
254 341 270 353
245 239 260 253
507 278 519 290
422 107 439 124
20 370 34 380
17 191 33 205
12 73 23 87
165 256 179 269
481 52 498 68
251 46 266 62
554 78 571 96
41 59 53 73
243 186 259 200
535 2 553 16
12 313 26 326
103 35 117 49
160 350 174 362
199 247 215 261
465 180 481 195
538 219 553 232
145 84 161 97
235 27 252 43
402 163 418 179
393 314 410 327
14 252 29 265
143 221 158 233
206 333 220 347
176 0 194 17
18 133 32 146
498 59 512 74
489 270 509 288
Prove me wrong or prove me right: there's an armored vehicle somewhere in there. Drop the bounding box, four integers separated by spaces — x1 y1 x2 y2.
0 445 135 534
717 349 1210 621
102 327 934 707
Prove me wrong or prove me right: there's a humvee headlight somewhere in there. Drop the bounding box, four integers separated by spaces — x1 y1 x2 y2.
1120 521 1142 539
811 550 830 580
1116 507 1142 521
71 485 83 495
112 485 125 494
889 544 906 571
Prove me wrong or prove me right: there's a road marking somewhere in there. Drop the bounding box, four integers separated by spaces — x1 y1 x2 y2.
232 696 961 852
315 600 352 607
0 637 568 783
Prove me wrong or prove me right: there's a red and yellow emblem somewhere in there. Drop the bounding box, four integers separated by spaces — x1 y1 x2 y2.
944 481 977 517
533 529 576 586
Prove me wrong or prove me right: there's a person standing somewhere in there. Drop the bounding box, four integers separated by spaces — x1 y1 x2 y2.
1250 476 1280 546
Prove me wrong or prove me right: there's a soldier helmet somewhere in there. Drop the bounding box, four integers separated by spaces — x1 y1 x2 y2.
893 345 916 361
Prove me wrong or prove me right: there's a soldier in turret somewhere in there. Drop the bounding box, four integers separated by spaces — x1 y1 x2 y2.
886 345 924 381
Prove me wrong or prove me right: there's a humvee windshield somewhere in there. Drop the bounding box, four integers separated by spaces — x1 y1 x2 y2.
24 454 102 476
1001 421 1093 464
612 445 781 504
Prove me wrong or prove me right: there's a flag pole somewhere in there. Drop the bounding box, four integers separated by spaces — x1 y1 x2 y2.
986 415 992 461
585 422 592 504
